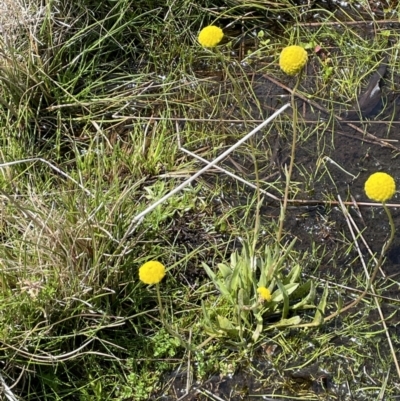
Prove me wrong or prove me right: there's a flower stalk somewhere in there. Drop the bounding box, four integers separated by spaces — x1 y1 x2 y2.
139 261 189 349
277 70 303 243
276 45 308 243
325 172 396 322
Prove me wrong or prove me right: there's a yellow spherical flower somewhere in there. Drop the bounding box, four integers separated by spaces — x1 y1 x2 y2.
279 45 308 76
139 261 166 285
198 25 223 48
257 286 272 302
365 172 396 203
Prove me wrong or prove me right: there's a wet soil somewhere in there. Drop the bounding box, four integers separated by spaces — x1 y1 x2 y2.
154 3 400 401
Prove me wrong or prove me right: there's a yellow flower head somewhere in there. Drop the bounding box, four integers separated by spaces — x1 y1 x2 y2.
279 45 308 76
365 172 396 203
257 286 272 302
139 261 166 285
198 25 224 48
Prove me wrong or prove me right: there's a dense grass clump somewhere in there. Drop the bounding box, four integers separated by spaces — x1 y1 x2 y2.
0 1 216 399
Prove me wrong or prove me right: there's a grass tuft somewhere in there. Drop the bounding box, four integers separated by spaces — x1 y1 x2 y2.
1 0 400 400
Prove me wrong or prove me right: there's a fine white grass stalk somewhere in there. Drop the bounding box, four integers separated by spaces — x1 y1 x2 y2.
176 125 280 202
307 275 396 302
0 158 92 196
0 371 18 401
196 388 226 401
322 156 359 179
124 102 291 237
342 201 386 278
337 195 400 379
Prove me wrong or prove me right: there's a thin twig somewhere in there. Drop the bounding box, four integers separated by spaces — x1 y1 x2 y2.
176 126 280 202
263 74 398 150
104 115 400 125
0 372 18 401
0 158 93 196
324 197 391 322
343 204 385 278
123 103 291 238
295 19 399 27
306 275 400 302
334 196 400 379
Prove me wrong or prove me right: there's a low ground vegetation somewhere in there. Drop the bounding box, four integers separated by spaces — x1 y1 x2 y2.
1 0 400 400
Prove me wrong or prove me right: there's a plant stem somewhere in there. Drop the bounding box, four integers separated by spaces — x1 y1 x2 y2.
156 284 190 350
156 284 165 323
276 72 303 243
324 202 395 322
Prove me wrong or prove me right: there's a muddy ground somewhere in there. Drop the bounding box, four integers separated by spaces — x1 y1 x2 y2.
152 3 400 401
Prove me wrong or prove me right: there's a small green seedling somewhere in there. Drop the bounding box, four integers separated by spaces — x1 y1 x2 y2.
201 240 325 347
